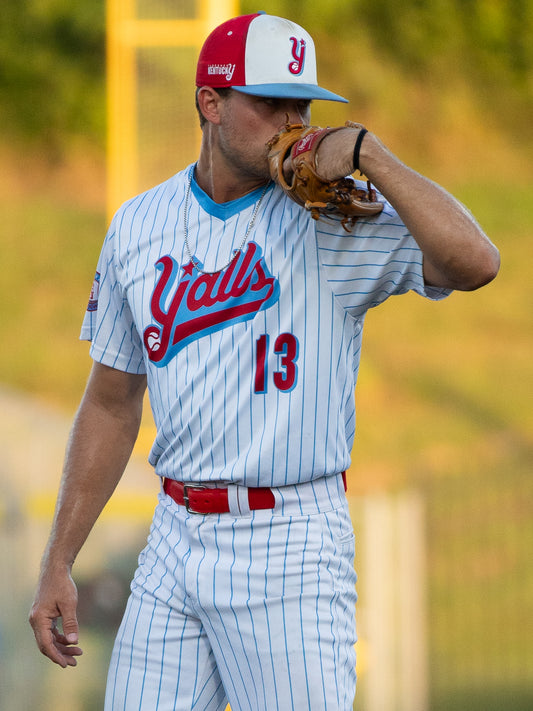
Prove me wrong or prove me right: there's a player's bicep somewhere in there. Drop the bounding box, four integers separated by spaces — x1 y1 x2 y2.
84 361 147 423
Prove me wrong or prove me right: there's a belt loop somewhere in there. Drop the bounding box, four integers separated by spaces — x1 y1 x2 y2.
227 485 240 516
237 485 251 516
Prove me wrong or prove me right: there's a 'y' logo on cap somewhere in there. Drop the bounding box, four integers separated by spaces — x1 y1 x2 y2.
288 37 306 76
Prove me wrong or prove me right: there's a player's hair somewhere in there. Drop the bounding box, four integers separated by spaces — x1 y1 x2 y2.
195 87 232 128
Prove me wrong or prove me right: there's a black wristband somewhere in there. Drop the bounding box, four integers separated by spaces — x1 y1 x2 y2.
352 128 368 173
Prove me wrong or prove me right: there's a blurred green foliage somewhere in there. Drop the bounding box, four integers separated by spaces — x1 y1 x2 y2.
0 0 106 152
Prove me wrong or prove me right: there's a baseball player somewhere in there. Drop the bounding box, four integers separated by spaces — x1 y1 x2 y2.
29 12 499 711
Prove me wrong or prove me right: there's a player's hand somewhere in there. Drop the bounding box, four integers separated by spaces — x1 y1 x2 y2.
29 566 83 668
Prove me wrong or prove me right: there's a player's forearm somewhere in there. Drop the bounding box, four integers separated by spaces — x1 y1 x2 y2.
41 365 146 571
358 132 500 290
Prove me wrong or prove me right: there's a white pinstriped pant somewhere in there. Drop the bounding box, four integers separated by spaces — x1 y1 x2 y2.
104 473 357 710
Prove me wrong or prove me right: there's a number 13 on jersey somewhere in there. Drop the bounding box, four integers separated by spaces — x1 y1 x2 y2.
254 333 299 394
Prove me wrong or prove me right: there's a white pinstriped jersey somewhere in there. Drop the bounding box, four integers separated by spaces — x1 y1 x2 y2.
81 165 449 487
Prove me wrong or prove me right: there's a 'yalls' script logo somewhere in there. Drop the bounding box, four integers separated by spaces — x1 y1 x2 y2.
143 242 280 367
288 37 306 75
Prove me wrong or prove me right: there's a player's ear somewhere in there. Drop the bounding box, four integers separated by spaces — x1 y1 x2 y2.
197 86 224 126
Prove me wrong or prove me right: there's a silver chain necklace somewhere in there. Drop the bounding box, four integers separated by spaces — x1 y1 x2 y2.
183 167 270 275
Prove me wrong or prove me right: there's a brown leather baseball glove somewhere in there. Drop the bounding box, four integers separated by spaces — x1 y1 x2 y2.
267 121 383 231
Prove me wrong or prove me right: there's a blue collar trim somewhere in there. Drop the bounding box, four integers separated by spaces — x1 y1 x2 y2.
190 168 273 220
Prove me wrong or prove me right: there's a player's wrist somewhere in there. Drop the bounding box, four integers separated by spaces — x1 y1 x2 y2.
352 128 368 174
41 544 76 574
315 126 360 180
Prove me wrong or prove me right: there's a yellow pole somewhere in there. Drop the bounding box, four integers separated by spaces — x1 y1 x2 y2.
200 0 239 29
106 0 138 223
106 0 240 221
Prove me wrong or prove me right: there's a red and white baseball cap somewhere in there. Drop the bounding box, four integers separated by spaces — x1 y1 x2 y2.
196 12 348 103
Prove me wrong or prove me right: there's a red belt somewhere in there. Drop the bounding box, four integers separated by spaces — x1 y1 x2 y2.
163 478 276 515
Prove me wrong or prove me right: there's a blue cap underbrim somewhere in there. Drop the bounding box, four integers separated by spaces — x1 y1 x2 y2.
232 83 348 103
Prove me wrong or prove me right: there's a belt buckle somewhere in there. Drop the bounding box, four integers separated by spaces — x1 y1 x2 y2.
182 484 207 514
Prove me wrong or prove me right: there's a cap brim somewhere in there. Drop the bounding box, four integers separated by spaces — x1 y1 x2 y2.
232 83 348 103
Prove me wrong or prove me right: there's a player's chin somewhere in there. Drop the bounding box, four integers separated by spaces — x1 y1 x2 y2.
256 155 273 181
242 159 271 184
